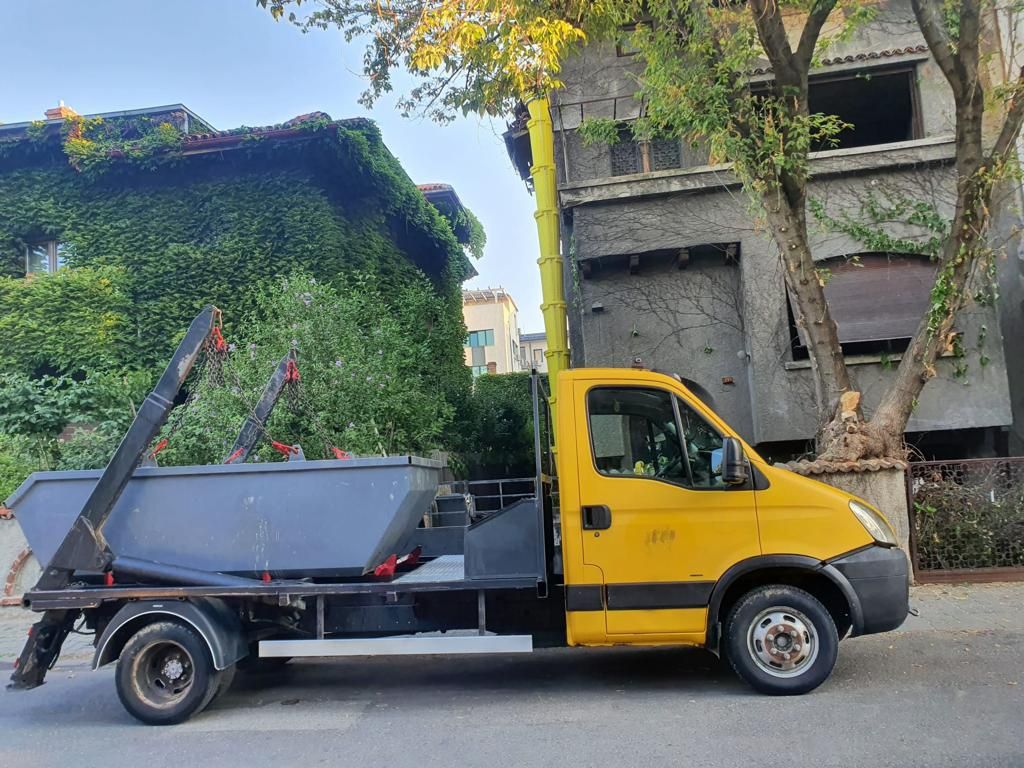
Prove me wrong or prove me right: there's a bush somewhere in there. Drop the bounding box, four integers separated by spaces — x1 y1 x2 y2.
913 463 1024 570
0 371 150 496
453 372 543 479
0 370 150 438
0 266 132 375
0 432 50 502
157 273 463 465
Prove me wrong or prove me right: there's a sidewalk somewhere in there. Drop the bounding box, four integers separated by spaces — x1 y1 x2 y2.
1 582 1021 668
902 582 1024 632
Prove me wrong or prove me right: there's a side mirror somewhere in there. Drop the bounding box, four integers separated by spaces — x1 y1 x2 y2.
721 437 748 485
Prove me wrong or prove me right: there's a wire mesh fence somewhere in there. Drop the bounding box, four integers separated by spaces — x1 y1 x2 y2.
907 458 1024 581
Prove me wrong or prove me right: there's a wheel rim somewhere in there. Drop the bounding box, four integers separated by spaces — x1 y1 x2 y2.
130 640 195 709
747 606 819 678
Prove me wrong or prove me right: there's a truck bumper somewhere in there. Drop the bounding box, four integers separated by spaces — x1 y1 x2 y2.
829 546 910 636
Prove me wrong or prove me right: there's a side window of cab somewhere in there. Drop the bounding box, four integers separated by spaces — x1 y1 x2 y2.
587 388 686 481
587 387 727 489
675 398 725 488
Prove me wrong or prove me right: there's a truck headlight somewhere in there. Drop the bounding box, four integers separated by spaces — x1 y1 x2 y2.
850 500 897 546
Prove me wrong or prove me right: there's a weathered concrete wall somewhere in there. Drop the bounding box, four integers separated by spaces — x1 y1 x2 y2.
552 0 956 186
578 252 755 437
567 153 1014 446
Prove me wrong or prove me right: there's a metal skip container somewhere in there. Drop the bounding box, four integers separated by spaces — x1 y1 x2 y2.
7 456 442 578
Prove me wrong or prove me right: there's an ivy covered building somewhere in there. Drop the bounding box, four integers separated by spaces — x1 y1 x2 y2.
0 103 479 479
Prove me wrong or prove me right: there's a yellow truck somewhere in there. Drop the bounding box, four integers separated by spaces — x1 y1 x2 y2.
8 311 909 723
556 367 908 694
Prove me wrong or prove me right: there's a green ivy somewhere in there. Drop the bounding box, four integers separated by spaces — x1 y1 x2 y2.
578 117 624 147
0 267 133 375
0 117 479 490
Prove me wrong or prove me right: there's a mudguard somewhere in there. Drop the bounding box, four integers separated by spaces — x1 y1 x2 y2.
93 597 247 671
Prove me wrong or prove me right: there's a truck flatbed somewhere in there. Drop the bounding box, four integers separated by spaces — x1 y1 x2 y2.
22 555 544 612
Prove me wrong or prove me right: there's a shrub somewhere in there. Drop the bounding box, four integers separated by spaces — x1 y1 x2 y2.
0 432 49 502
913 462 1024 570
453 372 544 479
157 273 464 465
0 266 132 375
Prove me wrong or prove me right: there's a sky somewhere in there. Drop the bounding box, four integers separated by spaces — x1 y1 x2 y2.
0 0 545 332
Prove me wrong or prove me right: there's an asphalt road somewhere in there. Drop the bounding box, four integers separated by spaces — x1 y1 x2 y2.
1 628 1021 768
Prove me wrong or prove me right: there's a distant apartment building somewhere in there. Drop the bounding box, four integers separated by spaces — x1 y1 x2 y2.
519 332 548 373
462 288 521 375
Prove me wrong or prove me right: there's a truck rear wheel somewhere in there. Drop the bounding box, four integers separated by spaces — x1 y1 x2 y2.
115 620 220 725
724 585 838 695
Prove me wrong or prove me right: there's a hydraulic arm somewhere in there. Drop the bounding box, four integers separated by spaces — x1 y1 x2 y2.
224 348 298 464
8 305 221 690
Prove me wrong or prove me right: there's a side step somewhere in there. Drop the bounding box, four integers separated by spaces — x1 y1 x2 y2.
260 634 533 658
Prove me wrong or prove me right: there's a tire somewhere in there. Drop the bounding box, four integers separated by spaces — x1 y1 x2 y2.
211 663 237 703
724 585 838 696
115 620 219 725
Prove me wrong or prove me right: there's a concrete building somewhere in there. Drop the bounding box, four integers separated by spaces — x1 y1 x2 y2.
505 0 1024 460
462 288 521 375
519 331 548 373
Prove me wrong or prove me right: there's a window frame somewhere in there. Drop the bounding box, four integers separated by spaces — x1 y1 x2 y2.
615 23 642 57
609 124 683 177
24 239 65 275
584 385 733 492
807 65 923 149
466 329 495 348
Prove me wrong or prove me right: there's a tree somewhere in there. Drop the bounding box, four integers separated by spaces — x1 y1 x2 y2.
261 0 1024 461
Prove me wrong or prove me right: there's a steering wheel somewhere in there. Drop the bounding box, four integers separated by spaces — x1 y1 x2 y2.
655 453 683 478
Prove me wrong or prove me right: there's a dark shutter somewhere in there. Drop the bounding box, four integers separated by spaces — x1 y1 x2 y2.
792 254 936 345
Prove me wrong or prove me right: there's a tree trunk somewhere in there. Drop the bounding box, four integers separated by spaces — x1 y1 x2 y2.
760 182 854 443
817 86 994 462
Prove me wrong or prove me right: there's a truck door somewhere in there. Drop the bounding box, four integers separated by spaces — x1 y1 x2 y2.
574 381 760 638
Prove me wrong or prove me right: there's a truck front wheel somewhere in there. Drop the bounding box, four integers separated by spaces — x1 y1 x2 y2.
115 620 221 725
724 585 838 695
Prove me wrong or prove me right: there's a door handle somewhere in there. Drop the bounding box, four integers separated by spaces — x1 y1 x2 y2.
582 505 612 530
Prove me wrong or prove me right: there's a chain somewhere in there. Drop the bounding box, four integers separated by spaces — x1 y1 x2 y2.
145 323 230 460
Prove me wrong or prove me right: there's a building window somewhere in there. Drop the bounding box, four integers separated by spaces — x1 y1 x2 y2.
471 365 488 377
650 137 682 171
809 68 920 151
533 348 545 366
610 126 682 177
616 24 641 57
25 240 65 274
466 329 495 347
789 253 936 357
610 129 642 176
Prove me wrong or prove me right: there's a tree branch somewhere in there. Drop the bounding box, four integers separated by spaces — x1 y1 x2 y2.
911 0 964 98
991 69 1024 160
796 0 839 70
749 0 800 86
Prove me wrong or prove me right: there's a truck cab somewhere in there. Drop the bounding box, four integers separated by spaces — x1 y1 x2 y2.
556 368 909 693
